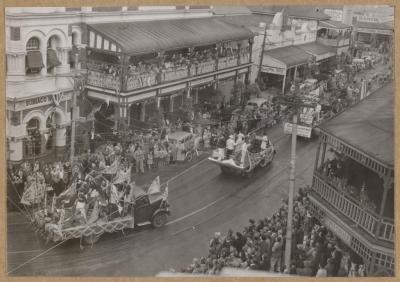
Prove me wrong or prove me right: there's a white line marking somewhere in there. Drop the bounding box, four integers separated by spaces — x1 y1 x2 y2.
8 250 42 254
162 157 208 186
166 194 228 226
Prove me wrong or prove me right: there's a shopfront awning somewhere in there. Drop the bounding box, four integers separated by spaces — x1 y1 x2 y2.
297 42 336 61
47 49 61 68
88 17 254 56
26 51 44 69
263 45 311 68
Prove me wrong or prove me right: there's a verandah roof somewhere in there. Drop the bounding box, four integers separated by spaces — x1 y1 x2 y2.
88 17 254 56
319 82 394 168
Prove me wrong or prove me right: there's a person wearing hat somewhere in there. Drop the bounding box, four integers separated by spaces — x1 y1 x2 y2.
226 134 236 159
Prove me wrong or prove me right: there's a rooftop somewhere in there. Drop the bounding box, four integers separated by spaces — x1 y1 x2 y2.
355 20 393 30
89 17 253 55
248 5 330 20
319 82 394 168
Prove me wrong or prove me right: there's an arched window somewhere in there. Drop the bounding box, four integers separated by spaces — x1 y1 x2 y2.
47 35 61 71
26 37 44 74
26 37 40 50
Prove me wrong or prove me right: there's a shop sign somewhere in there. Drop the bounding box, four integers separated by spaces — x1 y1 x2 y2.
315 52 335 62
357 27 392 36
261 66 286 75
283 122 312 138
323 217 352 246
22 92 69 109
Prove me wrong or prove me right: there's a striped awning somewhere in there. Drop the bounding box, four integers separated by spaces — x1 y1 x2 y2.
88 17 254 56
47 49 61 68
26 51 44 69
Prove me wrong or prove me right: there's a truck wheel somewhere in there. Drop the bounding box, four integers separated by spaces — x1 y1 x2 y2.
220 166 229 174
185 151 193 162
152 212 168 228
83 233 102 245
259 158 268 167
245 170 254 178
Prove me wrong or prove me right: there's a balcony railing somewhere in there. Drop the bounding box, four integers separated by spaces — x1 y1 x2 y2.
378 218 395 242
161 67 188 82
312 174 379 238
87 70 120 90
196 60 216 75
217 56 238 69
126 72 158 91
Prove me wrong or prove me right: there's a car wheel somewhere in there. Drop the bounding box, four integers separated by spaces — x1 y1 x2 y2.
152 212 168 228
83 233 102 245
245 170 254 178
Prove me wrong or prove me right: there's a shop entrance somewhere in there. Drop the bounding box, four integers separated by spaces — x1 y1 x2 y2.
25 118 41 157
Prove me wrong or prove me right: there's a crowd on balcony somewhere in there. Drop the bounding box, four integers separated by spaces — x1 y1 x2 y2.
317 152 377 213
87 45 249 91
175 189 367 277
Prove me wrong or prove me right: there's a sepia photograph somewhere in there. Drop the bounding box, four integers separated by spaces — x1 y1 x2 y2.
5 4 395 277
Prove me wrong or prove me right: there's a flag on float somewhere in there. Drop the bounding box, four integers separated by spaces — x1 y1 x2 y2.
147 176 161 195
162 184 169 199
20 181 46 206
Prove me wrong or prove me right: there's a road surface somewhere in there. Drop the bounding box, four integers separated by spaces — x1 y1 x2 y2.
7 124 319 276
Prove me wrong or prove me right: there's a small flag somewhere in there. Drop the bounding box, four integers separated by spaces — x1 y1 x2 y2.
147 176 161 195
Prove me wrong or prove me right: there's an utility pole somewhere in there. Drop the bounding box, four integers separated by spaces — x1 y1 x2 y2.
284 111 297 270
277 80 316 272
257 22 268 83
70 76 78 165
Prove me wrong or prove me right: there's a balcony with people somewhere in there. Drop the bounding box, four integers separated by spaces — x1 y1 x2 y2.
308 82 394 248
84 17 254 93
86 43 252 92
317 20 352 48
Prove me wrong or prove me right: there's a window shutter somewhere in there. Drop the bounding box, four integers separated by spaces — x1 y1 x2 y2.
10 26 20 41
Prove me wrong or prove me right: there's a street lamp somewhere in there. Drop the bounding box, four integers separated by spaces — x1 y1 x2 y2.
275 86 317 271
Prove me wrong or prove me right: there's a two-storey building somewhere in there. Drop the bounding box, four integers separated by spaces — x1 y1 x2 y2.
248 6 336 94
5 6 254 162
309 82 394 275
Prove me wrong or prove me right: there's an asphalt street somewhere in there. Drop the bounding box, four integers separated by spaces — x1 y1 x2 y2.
7 123 319 276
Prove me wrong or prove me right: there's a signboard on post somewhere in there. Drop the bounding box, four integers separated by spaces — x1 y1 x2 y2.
284 122 312 138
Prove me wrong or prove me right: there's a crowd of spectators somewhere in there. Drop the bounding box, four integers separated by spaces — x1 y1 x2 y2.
176 189 368 277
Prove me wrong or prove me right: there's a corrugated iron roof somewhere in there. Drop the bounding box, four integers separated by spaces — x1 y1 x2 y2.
263 45 311 67
297 42 336 56
89 17 254 56
319 82 393 167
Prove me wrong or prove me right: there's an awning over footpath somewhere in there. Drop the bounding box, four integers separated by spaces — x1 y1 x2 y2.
26 51 44 69
88 17 254 56
318 20 352 30
263 45 311 68
297 42 336 61
319 82 393 168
